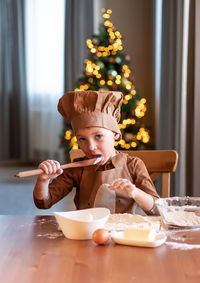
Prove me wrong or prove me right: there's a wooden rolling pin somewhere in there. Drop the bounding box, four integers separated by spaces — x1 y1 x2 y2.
15 157 101 178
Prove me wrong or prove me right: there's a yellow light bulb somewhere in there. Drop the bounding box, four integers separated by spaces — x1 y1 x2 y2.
126 84 131 90
100 80 105 85
125 144 130 149
72 144 79 150
141 98 146 104
107 80 113 86
125 94 131 100
86 39 92 45
90 48 96 53
103 13 110 19
88 77 93 83
131 142 137 148
96 74 101 79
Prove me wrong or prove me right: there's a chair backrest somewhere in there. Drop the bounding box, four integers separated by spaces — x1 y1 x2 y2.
120 150 178 198
70 149 178 198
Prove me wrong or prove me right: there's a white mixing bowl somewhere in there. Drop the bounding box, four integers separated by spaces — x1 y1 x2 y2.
54 207 110 240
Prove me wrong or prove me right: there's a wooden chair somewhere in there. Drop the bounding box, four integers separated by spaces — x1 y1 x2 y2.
70 149 178 198
121 150 178 198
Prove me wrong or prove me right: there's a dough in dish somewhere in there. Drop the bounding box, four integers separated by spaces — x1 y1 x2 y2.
162 210 200 227
105 213 161 231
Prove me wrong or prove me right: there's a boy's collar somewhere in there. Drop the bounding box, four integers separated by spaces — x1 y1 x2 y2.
111 150 127 168
96 150 126 170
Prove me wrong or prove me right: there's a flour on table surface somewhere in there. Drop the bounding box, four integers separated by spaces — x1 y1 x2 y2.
167 234 187 242
34 218 64 239
163 226 200 250
165 241 200 250
37 231 63 239
35 218 57 225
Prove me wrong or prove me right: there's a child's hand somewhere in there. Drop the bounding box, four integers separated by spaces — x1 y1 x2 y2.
38 160 63 181
109 178 138 199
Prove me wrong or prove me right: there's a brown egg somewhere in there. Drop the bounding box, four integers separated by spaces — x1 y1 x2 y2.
92 228 110 245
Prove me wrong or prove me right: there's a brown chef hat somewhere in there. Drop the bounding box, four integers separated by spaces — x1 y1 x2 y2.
57 91 123 139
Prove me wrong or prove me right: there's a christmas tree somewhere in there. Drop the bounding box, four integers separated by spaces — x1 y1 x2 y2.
61 8 150 155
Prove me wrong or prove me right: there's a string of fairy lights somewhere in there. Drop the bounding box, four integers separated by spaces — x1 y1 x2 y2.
66 8 150 150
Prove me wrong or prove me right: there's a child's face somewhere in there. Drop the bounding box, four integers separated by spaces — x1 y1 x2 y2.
76 127 119 165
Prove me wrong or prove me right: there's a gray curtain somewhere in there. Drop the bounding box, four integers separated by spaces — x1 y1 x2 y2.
64 0 94 92
157 0 196 196
192 0 200 196
0 0 28 161
63 0 93 161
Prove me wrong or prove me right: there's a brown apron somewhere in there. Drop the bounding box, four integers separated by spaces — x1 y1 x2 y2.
78 153 136 213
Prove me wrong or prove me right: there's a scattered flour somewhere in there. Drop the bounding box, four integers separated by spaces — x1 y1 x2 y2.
37 232 63 239
165 241 200 250
163 226 200 250
35 218 56 225
164 227 200 236
33 218 63 239
168 234 187 242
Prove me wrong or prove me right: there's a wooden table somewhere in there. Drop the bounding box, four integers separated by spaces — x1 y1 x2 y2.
1 215 200 283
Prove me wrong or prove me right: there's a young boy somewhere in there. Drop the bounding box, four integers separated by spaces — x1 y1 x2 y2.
33 91 159 215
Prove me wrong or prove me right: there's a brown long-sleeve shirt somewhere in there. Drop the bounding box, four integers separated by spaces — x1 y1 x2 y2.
34 151 159 215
